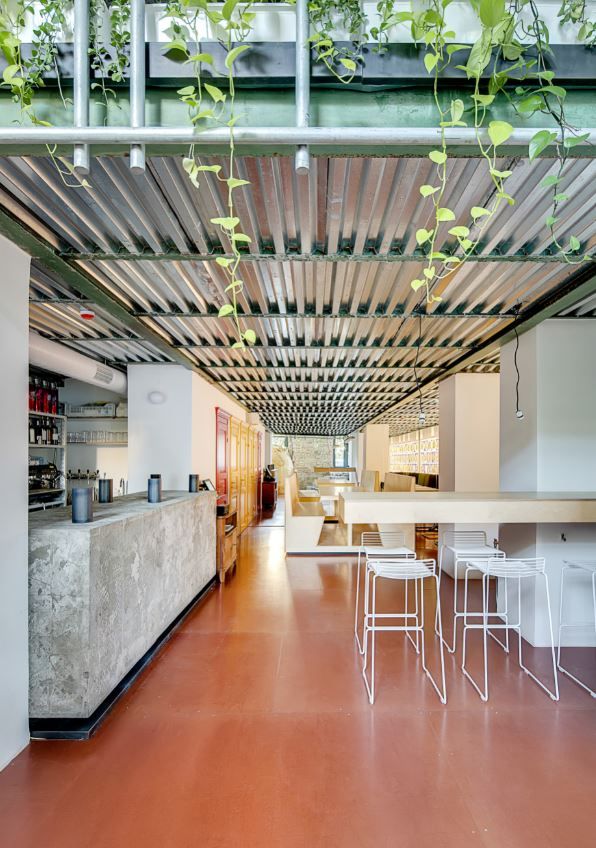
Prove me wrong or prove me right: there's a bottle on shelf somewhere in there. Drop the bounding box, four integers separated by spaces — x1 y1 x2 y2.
29 418 35 444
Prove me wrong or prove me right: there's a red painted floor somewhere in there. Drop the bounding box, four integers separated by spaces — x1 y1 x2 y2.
1 504 595 847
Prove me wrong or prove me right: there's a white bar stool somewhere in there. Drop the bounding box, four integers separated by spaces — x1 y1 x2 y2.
558 560 596 698
436 530 504 654
462 557 559 702
361 557 447 705
354 530 415 654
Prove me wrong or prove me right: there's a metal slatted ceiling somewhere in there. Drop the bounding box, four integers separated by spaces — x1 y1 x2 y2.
3 153 593 435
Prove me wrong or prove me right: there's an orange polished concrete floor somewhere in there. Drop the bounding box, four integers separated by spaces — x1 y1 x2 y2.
1 505 596 848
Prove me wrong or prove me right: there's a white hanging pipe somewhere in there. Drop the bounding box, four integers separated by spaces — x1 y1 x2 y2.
1 126 594 147
130 0 146 173
295 0 310 174
29 333 128 395
73 0 90 174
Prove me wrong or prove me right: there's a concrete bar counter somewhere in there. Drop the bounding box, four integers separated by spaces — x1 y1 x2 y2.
28 491 216 729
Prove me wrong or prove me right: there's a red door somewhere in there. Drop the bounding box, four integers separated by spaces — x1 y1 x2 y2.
256 431 263 511
215 408 230 506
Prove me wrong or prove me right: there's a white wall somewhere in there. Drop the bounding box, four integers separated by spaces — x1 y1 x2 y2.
0 235 30 770
500 320 596 646
61 379 128 489
128 364 248 493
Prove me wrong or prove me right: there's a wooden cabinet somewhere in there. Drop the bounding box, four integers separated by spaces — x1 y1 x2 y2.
215 412 262 536
216 509 238 583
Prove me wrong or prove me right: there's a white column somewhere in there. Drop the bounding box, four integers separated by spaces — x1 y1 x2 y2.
362 423 390 484
0 235 30 770
439 373 500 576
128 364 248 492
500 319 596 646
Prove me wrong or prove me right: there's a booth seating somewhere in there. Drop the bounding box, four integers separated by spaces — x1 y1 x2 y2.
285 472 325 553
384 472 416 493
355 469 380 492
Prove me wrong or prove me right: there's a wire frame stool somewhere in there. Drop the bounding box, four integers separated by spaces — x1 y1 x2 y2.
354 530 415 655
462 557 559 702
435 530 505 655
558 560 596 698
361 558 447 705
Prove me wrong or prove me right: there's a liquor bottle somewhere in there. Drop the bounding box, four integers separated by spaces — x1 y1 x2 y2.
29 380 35 411
50 382 58 415
36 418 43 445
29 418 35 444
35 378 43 413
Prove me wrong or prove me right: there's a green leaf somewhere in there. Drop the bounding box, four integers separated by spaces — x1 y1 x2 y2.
243 329 257 345
479 0 505 28
231 341 245 349
339 58 356 72
518 94 542 114
226 177 250 189
461 238 474 250
540 85 567 98
451 99 465 123
222 0 238 21
423 266 436 280
472 92 495 106
204 83 226 103
488 120 514 148
416 228 433 245
490 168 513 179
553 193 568 203
218 304 235 318
232 233 252 243
540 174 561 188
448 226 470 238
411 279 426 292
196 164 222 174
216 257 234 267
563 132 590 149
225 44 250 69
211 216 240 229
424 52 439 73
186 53 214 64
569 236 581 252
529 130 557 161
471 206 491 219
176 85 195 97
546 215 558 228
429 150 447 165
436 207 455 222
420 184 440 197
182 157 195 174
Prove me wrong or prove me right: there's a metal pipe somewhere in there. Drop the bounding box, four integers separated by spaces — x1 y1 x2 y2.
0 126 593 149
130 0 146 173
295 0 310 174
73 0 90 173
29 333 128 394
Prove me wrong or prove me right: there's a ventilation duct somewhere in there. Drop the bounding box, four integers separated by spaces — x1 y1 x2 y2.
29 333 127 395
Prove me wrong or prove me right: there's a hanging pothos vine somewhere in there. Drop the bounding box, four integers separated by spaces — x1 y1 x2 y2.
0 0 594 335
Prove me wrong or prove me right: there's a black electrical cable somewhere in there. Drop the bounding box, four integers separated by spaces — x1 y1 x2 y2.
513 323 523 420
413 312 425 424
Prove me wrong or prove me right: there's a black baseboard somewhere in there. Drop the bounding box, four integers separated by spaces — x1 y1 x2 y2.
29 575 217 741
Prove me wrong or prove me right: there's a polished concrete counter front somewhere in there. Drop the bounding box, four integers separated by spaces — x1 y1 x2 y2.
29 491 216 719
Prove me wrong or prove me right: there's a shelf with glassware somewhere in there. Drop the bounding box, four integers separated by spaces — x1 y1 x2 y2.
28 412 67 511
390 426 439 476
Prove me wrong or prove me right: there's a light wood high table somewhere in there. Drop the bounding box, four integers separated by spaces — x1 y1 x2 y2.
338 491 596 546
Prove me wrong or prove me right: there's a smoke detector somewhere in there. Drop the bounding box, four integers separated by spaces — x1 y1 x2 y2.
80 306 95 320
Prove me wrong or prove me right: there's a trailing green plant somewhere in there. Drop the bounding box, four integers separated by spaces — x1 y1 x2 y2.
558 0 596 46
164 0 256 347
308 0 367 81
89 0 131 114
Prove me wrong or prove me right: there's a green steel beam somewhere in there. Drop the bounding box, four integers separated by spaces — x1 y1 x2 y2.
0 204 228 386
1 88 595 157
372 262 596 422
65 250 574 263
